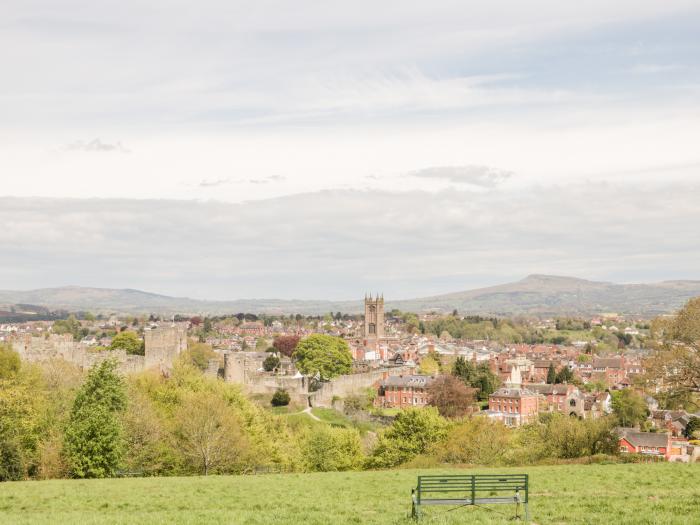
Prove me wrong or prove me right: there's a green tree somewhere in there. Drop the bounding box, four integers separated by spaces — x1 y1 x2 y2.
109 331 145 356
293 335 352 380
367 407 449 468
182 341 218 371
555 366 574 384
263 355 281 372
546 363 557 384
685 416 700 439
473 363 500 401
0 343 21 379
52 315 85 340
0 435 24 481
437 417 512 466
452 356 476 385
611 389 648 427
174 391 248 475
65 360 127 478
418 354 440 375
301 426 363 472
64 403 124 478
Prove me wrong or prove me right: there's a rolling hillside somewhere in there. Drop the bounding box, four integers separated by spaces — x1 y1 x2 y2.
1 275 700 316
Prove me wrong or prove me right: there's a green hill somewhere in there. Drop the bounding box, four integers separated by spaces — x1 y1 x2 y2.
1 275 700 316
0 463 697 524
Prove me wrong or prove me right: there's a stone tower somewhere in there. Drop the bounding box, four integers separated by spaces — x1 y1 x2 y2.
364 293 385 340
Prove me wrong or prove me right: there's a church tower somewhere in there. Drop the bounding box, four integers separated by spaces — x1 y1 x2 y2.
364 293 385 339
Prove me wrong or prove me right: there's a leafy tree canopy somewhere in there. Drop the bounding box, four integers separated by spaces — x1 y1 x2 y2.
293 335 352 380
109 331 145 356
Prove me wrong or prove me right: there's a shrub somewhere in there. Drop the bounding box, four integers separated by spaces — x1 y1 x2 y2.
301 426 363 472
367 407 449 468
263 355 281 372
0 435 24 481
436 417 512 465
271 389 291 407
0 343 21 379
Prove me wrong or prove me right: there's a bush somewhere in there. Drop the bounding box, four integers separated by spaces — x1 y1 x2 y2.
300 426 363 471
263 355 281 372
0 343 21 379
182 342 218 371
0 435 24 481
271 389 291 407
436 417 512 466
367 407 449 468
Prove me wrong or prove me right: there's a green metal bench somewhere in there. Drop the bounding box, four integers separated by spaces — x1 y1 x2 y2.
411 473 529 521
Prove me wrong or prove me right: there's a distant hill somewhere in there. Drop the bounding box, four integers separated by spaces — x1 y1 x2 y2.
1 275 699 317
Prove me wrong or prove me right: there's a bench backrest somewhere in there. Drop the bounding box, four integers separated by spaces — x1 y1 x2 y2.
416 474 528 503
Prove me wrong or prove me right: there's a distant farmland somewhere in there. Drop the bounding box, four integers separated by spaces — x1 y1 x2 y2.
0 463 698 524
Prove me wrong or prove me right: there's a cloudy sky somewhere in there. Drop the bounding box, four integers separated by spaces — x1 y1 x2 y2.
2 1 700 299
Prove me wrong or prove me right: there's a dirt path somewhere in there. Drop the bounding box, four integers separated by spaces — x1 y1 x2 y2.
301 407 322 421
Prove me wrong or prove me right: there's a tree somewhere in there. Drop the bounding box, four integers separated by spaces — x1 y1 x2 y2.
182 341 218 371
64 360 127 478
555 366 574 384
52 315 85 340
427 375 475 418
272 335 301 357
685 417 700 439
437 418 512 466
611 389 648 427
271 389 290 406
0 343 21 379
293 335 352 380
418 354 440 375
452 358 498 401
301 426 363 472
64 403 124 478
452 356 476 385
473 363 500 401
0 435 24 481
263 355 281 372
175 391 248 475
367 407 449 468
546 363 557 384
644 298 700 407
109 331 144 356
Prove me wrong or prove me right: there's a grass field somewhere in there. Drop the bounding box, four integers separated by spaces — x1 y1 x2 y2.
1 463 698 524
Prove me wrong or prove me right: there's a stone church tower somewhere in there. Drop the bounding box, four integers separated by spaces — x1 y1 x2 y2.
364 293 385 340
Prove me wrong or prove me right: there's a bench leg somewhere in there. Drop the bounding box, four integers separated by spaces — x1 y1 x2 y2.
411 501 420 520
524 503 530 523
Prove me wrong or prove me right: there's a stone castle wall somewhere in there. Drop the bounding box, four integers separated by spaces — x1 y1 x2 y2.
12 325 186 374
223 350 411 407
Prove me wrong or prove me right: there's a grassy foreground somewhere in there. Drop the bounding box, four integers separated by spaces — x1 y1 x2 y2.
1 463 698 524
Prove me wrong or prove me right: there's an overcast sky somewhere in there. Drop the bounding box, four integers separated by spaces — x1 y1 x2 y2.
2 1 700 299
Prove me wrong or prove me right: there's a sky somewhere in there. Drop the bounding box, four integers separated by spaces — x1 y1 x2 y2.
2 1 700 300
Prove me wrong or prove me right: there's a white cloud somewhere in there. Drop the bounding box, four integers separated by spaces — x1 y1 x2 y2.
1 180 698 299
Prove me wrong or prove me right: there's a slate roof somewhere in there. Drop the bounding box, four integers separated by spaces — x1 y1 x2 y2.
381 375 434 388
619 430 669 448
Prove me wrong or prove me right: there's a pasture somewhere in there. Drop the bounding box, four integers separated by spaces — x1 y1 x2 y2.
0 463 698 524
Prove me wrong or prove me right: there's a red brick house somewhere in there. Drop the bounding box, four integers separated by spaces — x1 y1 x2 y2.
486 368 539 427
375 375 435 408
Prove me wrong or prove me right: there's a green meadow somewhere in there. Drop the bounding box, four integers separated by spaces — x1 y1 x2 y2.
1 463 698 524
